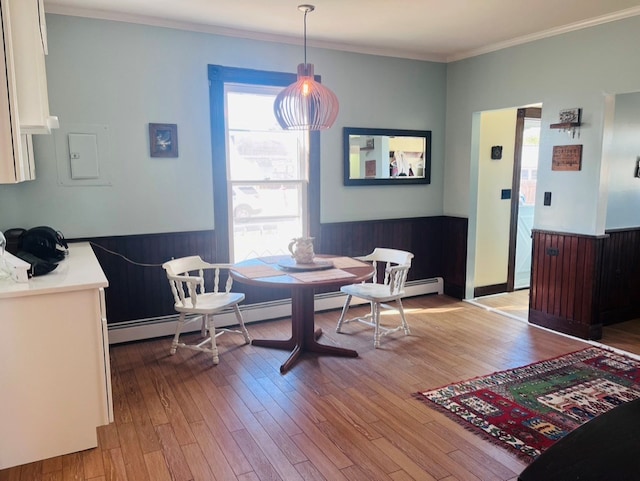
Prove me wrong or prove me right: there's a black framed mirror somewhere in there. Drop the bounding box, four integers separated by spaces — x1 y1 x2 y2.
343 127 431 186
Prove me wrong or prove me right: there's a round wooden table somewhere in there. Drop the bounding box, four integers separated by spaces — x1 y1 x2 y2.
230 255 374 373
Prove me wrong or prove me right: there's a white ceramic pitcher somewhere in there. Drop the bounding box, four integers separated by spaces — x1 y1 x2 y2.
288 237 315 264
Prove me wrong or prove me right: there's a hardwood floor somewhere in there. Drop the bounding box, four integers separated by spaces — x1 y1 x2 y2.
468 290 530 321
471 290 640 357
0 294 593 481
600 319 640 356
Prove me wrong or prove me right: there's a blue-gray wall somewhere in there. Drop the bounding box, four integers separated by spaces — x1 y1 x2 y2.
1 13 639 299
445 15 640 235
441 15 640 297
0 15 446 237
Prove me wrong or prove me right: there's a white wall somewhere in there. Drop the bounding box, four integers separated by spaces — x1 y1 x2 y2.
0 15 447 236
474 109 516 287
445 16 640 235
604 91 640 229
444 16 640 297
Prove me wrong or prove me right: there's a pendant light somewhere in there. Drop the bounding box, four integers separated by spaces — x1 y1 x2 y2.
273 4 339 130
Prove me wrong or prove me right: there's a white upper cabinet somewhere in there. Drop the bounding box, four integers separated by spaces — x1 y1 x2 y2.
10 0 58 134
0 0 55 183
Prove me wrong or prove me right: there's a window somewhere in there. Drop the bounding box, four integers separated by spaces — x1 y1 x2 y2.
208 65 320 263
225 85 308 261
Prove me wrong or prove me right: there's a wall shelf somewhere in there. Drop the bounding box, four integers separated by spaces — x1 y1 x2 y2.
550 117 581 138
550 121 581 130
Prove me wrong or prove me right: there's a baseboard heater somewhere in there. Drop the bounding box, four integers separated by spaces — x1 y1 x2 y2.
107 277 444 344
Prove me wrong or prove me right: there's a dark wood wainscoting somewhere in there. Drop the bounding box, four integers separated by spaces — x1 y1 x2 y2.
440 216 468 299
80 216 469 325
319 216 467 298
599 228 640 324
83 230 289 324
319 217 444 280
80 231 217 324
474 283 508 298
530 229 606 339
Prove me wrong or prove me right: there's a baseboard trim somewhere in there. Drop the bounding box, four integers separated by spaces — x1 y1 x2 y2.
107 277 444 344
473 283 508 298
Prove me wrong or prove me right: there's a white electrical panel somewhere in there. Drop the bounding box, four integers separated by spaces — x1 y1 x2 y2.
68 133 100 179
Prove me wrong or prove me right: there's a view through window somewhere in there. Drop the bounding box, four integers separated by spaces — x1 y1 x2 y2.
225 84 308 263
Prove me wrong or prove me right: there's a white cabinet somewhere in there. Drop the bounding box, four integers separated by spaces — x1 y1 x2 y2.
0 0 56 184
0 1 31 183
0 243 113 469
10 0 57 134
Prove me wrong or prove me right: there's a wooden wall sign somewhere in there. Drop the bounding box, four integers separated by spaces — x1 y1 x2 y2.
365 159 376 178
552 145 582 171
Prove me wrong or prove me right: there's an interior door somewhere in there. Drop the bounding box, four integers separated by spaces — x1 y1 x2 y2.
507 107 541 291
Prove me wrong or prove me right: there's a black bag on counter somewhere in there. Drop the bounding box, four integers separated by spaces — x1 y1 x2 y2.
20 226 68 263
3 228 26 255
14 251 58 277
3 226 67 277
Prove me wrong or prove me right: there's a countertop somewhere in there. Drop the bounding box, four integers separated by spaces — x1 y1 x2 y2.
0 242 108 299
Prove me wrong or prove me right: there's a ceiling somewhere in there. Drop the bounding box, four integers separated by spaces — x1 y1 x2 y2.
44 0 640 62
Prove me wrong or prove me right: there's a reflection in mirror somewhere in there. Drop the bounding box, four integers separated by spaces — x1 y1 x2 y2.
343 127 431 186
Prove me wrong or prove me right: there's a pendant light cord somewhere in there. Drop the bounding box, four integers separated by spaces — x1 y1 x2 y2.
303 8 308 65
298 4 315 66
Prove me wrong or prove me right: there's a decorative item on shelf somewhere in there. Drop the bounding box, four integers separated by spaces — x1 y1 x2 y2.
149 123 178 157
288 236 315 264
273 4 339 131
550 108 581 138
490 145 503 160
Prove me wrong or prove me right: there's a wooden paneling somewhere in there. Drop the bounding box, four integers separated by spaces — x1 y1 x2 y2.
319 216 445 282
82 231 218 324
599 228 640 324
441 216 468 299
78 216 469 325
529 230 605 339
474 283 508 298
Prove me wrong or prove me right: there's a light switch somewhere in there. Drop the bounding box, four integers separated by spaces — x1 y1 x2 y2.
68 133 100 179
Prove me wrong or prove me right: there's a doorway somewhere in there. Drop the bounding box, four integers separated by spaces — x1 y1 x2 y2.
508 107 541 291
471 105 541 299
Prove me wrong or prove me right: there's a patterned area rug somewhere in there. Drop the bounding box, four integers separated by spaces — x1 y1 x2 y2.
414 347 640 461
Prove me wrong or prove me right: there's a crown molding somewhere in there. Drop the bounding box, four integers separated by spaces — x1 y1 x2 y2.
447 5 640 62
45 4 640 64
44 4 447 62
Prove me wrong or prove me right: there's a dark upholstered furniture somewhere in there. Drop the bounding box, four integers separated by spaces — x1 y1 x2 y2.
518 398 640 481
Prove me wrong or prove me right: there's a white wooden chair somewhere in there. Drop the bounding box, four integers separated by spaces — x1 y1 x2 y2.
336 248 414 348
162 256 251 364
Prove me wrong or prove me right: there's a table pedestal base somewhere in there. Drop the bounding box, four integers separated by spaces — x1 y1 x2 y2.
251 289 358 373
